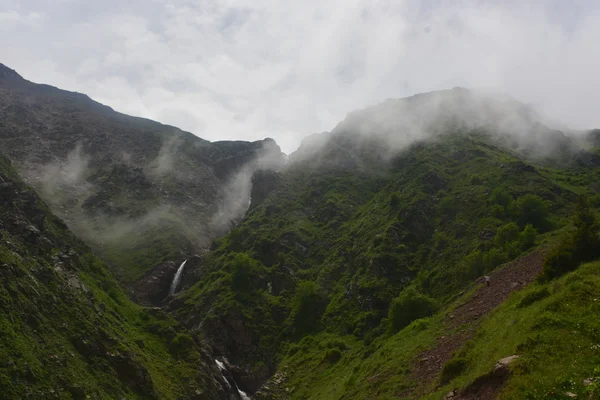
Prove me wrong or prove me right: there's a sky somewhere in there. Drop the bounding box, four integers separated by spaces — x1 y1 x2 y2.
1 0 599 154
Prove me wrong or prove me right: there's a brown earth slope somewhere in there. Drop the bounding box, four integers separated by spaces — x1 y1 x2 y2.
403 247 549 399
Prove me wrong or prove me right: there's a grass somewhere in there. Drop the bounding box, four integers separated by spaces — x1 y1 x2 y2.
0 154 222 399
426 261 600 399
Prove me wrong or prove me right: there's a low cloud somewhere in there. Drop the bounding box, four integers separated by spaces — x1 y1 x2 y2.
1 1 599 154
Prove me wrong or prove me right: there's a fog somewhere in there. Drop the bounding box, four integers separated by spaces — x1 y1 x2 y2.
20 136 283 273
289 87 584 166
2 1 599 154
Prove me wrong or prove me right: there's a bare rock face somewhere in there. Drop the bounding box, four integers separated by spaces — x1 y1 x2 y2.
130 261 179 306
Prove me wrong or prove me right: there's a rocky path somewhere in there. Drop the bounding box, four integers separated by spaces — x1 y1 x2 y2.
400 246 549 399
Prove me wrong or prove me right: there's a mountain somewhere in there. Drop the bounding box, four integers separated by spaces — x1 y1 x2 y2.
168 89 600 398
0 63 284 297
2 63 600 399
0 153 247 399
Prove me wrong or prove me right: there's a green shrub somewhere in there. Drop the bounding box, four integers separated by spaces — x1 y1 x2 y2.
520 224 537 249
440 358 467 384
289 281 326 335
495 222 520 247
326 339 347 351
439 197 457 218
323 348 342 363
169 333 195 355
483 248 508 270
230 253 261 292
516 194 550 231
542 198 600 280
388 287 436 333
490 187 512 208
470 175 482 185
460 250 484 280
585 367 600 398
390 192 400 208
517 287 550 308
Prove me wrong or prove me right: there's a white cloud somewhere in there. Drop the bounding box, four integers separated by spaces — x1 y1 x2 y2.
1 0 599 153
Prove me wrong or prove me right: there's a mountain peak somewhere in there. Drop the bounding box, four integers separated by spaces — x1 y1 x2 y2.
0 63 23 80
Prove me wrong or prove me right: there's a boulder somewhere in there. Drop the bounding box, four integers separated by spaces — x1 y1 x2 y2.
493 355 519 376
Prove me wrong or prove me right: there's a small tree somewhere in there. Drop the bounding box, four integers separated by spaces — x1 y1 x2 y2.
388 287 436 333
289 281 325 336
542 198 600 280
516 194 550 230
495 222 520 247
489 187 512 208
519 224 537 249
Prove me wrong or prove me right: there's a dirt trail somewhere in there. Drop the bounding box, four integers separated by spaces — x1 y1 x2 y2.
400 246 549 399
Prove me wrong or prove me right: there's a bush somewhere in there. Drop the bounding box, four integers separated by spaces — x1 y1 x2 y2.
495 222 520 247
516 194 550 230
490 187 512 208
440 358 467 384
517 287 550 308
230 253 261 292
289 281 326 336
439 197 458 218
323 348 342 363
388 287 436 333
326 339 347 351
542 198 600 280
483 247 508 270
520 224 537 249
390 192 400 208
460 250 484 281
470 175 482 185
169 333 195 355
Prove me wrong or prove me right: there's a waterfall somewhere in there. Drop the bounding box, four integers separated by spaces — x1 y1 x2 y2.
215 359 251 400
169 260 187 295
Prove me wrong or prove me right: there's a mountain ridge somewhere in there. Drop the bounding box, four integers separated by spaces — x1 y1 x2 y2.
0 62 285 293
2 63 600 399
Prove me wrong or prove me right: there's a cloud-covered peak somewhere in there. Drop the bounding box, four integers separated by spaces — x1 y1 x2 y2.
1 1 599 153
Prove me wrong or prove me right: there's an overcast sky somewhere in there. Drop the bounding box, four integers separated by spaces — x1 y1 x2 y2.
1 0 599 153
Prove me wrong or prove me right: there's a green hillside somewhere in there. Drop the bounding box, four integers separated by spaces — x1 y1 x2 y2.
171 125 600 398
0 154 228 399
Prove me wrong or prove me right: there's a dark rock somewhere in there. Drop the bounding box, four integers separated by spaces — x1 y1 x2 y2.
130 260 178 306
250 170 282 208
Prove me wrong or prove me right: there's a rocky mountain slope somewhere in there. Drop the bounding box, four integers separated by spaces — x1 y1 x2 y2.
0 154 249 399
2 64 600 399
0 63 284 291
168 89 600 398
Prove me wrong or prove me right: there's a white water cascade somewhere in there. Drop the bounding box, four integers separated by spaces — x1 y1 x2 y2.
215 359 251 400
169 260 187 296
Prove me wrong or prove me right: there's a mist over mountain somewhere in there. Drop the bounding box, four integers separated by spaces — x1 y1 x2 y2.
0 63 285 288
2 61 600 400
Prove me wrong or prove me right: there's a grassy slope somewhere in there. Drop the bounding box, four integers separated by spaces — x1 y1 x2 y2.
173 128 600 397
428 261 600 400
260 257 600 400
0 155 224 399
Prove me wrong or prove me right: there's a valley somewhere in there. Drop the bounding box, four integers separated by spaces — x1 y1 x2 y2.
1 63 600 399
